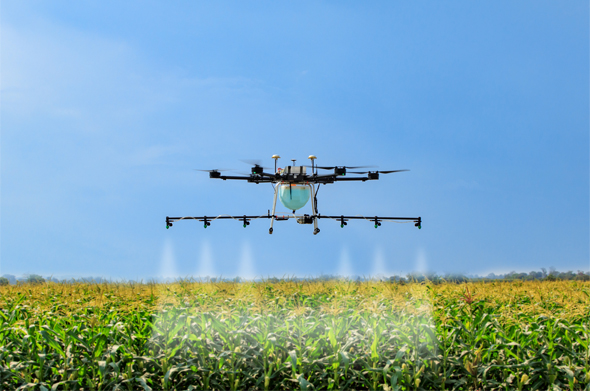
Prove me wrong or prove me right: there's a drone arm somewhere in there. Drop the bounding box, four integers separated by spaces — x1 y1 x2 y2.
217 175 251 180
332 176 373 182
308 175 375 184
216 175 275 183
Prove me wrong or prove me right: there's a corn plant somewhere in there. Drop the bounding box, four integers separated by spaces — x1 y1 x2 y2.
0 279 588 390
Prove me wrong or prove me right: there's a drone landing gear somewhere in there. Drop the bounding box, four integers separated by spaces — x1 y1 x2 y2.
269 182 280 234
310 184 320 235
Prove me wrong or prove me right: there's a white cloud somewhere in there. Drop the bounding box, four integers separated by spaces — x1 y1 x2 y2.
2 22 133 120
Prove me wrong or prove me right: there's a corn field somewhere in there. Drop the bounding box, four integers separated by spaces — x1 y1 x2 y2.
0 280 588 390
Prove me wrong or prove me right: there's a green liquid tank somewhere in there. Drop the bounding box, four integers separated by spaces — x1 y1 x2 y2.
278 184 311 211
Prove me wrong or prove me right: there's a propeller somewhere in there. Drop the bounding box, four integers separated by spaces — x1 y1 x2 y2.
348 169 409 174
195 168 235 178
310 165 376 170
240 159 272 175
194 168 234 172
240 159 271 170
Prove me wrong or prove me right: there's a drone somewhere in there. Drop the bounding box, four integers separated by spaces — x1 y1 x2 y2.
166 155 421 235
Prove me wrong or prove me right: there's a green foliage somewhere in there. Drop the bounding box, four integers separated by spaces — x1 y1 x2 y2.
24 274 45 284
545 274 558 282
0 277 9 286
0 280 588 390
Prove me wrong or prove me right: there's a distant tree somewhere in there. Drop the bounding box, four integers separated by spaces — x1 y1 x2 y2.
560 271 576 280
25 274 45 284
1 274 16 285
388 276 406 284
0 277 9 286
540 268 547 278
443 273 468 283
545 274 558 282
424 272 441 283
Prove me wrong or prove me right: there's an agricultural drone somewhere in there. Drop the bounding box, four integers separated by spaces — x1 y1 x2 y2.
166 155 421 235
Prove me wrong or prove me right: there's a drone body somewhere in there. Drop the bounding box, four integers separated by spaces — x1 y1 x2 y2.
166 155 421 235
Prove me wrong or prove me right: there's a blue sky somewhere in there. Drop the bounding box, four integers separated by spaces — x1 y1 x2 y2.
2 1 588 280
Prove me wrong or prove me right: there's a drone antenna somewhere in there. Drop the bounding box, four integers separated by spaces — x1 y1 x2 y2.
291 159 296 167
308 155 317 175
272 155 280 173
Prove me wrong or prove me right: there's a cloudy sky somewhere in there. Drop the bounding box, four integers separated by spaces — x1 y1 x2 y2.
2 1 588 279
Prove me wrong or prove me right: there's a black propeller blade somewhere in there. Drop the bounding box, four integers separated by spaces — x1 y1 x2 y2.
194 169 234 172
380 170 410 174
305 165 376 170
239 159 271 170
348 169 409 174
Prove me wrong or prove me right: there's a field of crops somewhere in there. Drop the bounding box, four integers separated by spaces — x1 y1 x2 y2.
1 280 588 390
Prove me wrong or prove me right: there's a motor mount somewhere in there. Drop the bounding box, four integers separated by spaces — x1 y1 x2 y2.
334 167 346 176
251 165 263 175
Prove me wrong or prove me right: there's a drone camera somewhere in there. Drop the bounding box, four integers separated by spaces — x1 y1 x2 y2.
340 216 348 228
374 217 381 228
242 216 250 228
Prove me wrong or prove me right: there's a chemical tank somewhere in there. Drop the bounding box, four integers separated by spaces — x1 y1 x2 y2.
278 184 310 211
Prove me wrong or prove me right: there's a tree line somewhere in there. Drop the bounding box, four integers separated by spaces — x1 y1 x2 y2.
1 268 589 286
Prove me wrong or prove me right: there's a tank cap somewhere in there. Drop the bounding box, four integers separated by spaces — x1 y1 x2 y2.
308 155 317 160
272 155 280 159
